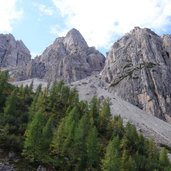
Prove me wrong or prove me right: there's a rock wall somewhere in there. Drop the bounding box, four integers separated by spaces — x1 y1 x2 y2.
101 27 171 121
0 34 31 68
35 28 105 82
11 29 105 83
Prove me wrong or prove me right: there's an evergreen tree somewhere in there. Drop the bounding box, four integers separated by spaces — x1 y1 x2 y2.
102 136 121 171
22 111 46 162
120 122 138 153
0 71 10 113
73 114 89 169
120 150 136 171
1 89 22 151
51 106 80 157
89 97 100 127
41 117 54 164
3 89 17 125
86 126 100 170
159 147 170 168
99 99 111 135
112 116 125 138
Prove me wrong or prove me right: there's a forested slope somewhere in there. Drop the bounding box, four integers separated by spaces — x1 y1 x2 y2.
0 71 171 171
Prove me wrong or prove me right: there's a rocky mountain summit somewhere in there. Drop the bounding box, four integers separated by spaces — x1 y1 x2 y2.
101 27 171 122
0 33 31 68
10 29 105 82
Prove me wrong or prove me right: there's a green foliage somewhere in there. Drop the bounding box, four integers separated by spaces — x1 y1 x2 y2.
102 136 121 171
0 71 13 113
0 78 170 171
159 147 170 169
22 111 46 162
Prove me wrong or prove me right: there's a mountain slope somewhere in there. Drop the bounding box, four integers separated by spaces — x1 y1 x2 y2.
13 75 171 147
101 27 171 122
3 27 171 146
70 74 171 146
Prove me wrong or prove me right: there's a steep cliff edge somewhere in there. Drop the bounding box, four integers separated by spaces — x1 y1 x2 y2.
101 27 171 122
0 33 31 68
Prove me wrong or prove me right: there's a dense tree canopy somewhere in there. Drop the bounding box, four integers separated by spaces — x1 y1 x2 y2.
0 71 170 171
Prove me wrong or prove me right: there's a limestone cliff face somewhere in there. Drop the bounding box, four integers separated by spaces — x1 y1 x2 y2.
36 28 105 82
13 29 105 83
101 27 171 121
0 34 31 67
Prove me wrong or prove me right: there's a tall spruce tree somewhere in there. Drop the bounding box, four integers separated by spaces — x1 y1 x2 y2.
102 136 121 171
86 126 100 170
159 147 170 169
1 89 21 151
22 111 46 162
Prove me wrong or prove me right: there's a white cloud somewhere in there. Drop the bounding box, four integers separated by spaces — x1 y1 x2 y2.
52 0 171 49
50 25 68 37
0 0 23 32
31 51 41 58
34 3 54 16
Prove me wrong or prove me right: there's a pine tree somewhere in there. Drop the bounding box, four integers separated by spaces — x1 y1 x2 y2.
3 89 17 126
51 106 80 157
73 114 89 169
159 147 170 168
112 116 124 138
102 136 121 171
0 71 10 113
41 117 54 164
1 89 21 150
29 80 34 93
120 122 138 153
120 150 136 171
99 99 111 136
22 111 46 162
89 97 100 127
86 126 100 170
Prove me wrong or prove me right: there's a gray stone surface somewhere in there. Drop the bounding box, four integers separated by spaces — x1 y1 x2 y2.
11 29 105 82
101 27 171 122
0 164 14 171
0 33 31 67
70 74 171 147
13 75 171 147
37 28 105 82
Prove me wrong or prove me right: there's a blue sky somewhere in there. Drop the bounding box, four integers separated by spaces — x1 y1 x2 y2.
0 0 171 57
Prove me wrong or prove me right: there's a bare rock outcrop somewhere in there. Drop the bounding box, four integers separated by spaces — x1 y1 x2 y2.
37 28 105 82
14 29 105 82
0 34 31 68
101 27 171 122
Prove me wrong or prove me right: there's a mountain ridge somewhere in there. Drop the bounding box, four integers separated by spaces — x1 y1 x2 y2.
1 27 171 146
7 28 105 83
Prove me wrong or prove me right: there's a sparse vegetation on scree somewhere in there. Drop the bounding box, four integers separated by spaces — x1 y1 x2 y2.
0 71 171 171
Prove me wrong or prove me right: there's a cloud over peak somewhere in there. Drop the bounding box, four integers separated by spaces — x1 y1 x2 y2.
0 0 23 32
52 0 171 49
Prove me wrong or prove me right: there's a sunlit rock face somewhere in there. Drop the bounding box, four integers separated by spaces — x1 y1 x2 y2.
11 28 105 83
101 27 171 122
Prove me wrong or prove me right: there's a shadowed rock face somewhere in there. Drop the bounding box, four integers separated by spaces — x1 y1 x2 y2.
101 27 171 122
0 34 31 67
12 28 105 83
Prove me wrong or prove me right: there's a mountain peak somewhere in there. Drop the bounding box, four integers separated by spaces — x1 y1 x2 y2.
101 26 171 122
130 26 159 37
64 28 88 50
